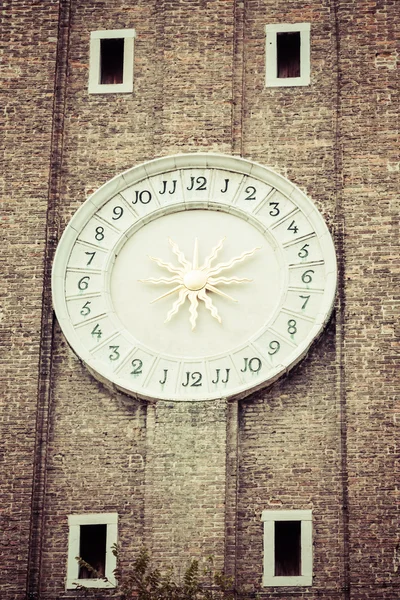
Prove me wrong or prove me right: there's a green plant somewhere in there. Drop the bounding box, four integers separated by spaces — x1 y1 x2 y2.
75 547 235 600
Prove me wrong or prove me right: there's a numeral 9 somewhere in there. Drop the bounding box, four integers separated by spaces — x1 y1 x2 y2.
268 340 280 355
112 206 124 220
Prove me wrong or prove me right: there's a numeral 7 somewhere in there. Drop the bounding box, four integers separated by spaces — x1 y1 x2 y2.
299 295 310 310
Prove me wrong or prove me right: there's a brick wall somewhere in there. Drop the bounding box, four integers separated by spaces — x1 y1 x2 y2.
338 1 399 596
1 1 59 597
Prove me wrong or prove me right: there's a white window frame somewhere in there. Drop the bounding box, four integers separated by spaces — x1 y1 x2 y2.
265 23 311 87
66 513 118 589
89 29 136 94
261 509 313 587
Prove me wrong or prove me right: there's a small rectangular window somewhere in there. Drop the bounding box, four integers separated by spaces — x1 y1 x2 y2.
274 521 301 576
89 29 136 94
100 38 124 84
66 513 118 589
262 509 312 587
78 524 107 579
265 23 310 87
277 32 301 79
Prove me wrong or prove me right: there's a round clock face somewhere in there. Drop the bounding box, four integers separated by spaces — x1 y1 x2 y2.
52 154 337 401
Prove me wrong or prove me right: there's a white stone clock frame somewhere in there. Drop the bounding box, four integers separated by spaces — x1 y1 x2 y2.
52 153 337 402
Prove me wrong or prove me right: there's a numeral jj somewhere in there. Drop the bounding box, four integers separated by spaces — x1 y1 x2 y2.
212 369 230 384
159 180 177 195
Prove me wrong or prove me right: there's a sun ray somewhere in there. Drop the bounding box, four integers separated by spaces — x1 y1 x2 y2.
206 283 237 302
139 276 182 284
198 288 221 323
201 237 226 270
192 238 199 269
208 246 260 277
168 238 191 269
150 284 184 304
188 291 199 330
165 288 189 323
208 276 252 285
148 254 182 274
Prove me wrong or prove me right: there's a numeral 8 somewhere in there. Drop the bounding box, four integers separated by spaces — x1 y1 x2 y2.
95 226 104 241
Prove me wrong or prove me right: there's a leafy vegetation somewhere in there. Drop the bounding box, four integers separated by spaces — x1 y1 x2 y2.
75 546 235 599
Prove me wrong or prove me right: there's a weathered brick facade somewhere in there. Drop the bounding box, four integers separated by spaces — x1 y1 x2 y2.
1 1 398 599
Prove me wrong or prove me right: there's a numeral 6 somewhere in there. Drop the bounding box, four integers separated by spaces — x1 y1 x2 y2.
78 276 90 291
301 269 314 284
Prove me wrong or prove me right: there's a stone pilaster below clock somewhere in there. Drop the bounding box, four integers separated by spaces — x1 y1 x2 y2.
143 399 239 574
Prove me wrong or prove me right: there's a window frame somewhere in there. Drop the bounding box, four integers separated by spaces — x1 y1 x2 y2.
265 23 311 87
261 509 313 587
88 29 136 94
66 513 118 589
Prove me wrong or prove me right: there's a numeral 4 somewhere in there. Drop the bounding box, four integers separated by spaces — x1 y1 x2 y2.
91 324 102 339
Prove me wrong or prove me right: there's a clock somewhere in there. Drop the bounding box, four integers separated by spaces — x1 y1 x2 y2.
52 153 337 401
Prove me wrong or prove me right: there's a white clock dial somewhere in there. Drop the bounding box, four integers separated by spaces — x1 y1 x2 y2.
52 154 337 401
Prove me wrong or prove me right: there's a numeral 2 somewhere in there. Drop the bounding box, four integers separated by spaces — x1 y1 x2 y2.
244 186 256 201
131 359 143 375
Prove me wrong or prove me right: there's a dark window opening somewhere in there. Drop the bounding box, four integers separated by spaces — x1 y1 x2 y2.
79 524 107 579
277 32 301 78
100 38 124 84
274 520 301 576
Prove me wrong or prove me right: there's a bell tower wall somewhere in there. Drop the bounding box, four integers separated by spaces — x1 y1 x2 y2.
1 1 398 599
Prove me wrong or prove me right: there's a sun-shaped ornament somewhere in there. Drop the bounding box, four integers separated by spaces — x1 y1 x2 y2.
140 238 260 330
